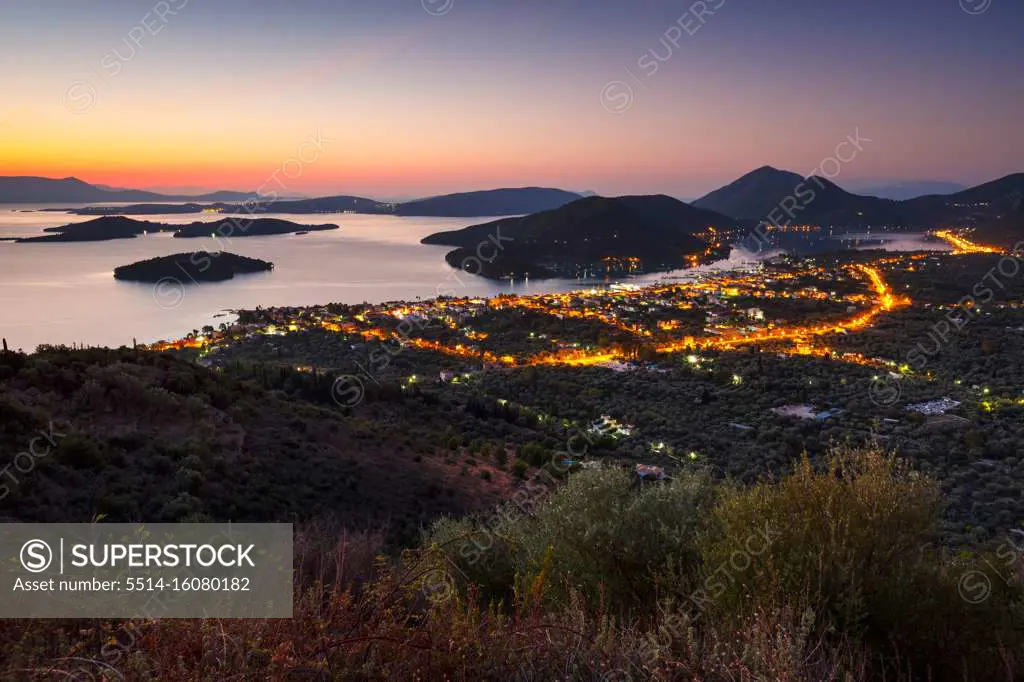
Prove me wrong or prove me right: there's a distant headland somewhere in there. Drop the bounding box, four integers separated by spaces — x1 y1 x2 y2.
15 216 337 242
422 194 737 279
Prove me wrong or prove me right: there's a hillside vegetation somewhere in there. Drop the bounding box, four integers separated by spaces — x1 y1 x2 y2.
3 448 1022 680
0 347 514 540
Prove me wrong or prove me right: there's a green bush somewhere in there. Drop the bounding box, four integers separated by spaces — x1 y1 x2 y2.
512 467 713 608
429 467 713 611
424 515 517 603
698 446 1024 678
422 446 1024 679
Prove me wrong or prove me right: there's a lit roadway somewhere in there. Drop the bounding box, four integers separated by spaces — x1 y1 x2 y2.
935 230 1004 255
150 261 912 368
148 230 1010 372
654 264 906 355
345 263 905 367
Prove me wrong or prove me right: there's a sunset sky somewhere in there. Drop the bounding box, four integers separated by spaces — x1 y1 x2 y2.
2 0 1022 199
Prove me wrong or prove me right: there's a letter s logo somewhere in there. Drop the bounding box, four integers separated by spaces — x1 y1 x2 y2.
20 539 53 573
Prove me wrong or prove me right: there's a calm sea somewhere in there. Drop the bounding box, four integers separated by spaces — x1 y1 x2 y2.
0 205 947 351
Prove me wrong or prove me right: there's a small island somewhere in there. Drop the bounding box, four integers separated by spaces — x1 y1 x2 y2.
172 218 338 238
113 252 274 283
16 216 171 242
16 215 337 242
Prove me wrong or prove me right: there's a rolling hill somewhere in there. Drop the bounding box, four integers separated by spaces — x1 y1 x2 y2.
0 347 514 540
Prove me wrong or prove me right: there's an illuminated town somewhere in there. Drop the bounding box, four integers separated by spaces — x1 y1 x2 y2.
149 229 1004 375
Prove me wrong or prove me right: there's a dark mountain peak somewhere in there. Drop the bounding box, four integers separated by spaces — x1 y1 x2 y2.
693 167 805 220
805 176 844 193
749 165 797 178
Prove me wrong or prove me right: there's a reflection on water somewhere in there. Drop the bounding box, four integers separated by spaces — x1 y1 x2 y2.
0 206 951 350
0 206 610 350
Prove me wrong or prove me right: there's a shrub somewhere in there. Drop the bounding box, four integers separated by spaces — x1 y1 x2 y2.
429 467 713 612
698 445 1024 679
424 515 517 603
6 446 1024 680
511 467 713 609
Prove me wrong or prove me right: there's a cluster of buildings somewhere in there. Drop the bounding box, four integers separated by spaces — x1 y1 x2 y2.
907 398 962 415
143 258 901 376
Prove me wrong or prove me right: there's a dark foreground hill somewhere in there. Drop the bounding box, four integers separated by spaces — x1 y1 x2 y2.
422 194 736 278
113 252 274 283
3 444 1021 681
0 348 512 537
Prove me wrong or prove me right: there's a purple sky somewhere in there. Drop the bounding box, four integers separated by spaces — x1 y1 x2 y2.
2 0 1021 198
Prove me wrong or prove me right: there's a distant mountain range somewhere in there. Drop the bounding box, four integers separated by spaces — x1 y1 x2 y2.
224 187 583 217
0 176 257 204
12 178 585 219
395 188 582 217
421 194 736 279
693 166 1024 231
852 180 968 201
8 173 1023 240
